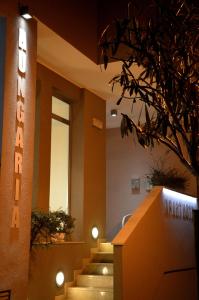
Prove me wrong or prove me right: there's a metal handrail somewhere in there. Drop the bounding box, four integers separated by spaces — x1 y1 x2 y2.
121 214 132 227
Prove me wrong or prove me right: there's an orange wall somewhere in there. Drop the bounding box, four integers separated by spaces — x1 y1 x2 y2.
29 242 89 300
34 64 106 243
0 2 37 299
26 0 99 63
113 187 197 300
30 64 106 299
106 127 196 240
83 89 106 244
34 63 82 211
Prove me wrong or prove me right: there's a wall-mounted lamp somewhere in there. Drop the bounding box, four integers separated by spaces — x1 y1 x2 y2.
91 226 99 239
55 271 65 287
19 5 32 20
110 109 117 117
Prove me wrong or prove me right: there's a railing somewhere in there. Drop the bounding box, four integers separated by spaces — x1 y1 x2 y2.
121 214 132 227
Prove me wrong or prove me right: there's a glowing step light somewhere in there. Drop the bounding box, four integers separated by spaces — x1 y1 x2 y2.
91 226 99 239
56 271 65 287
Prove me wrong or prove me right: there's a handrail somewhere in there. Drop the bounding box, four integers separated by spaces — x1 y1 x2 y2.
121 214 132 227
112 187 162 245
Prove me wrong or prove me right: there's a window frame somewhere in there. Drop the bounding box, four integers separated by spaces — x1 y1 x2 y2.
50 91 72 213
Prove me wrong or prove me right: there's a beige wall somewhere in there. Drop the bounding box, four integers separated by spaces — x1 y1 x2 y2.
83 89 106 245
34 63 82 211
106 127 196 240
113 187 197 300
30 65 106 299
0 2 37 299
34 64 106 243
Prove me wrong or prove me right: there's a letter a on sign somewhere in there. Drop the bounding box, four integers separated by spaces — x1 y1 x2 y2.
11 205 20 228
19 28 27 51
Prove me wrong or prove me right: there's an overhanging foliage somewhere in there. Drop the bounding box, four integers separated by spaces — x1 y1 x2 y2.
100 0 199 178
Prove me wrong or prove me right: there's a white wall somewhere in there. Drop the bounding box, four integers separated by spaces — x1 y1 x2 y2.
106 127 196 240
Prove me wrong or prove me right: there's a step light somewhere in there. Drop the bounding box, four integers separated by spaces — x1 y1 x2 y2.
102 266 108 275
55 271 65 287
91 226 99 239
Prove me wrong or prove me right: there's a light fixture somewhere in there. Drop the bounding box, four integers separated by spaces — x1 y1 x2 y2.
102 266 108 275
55 271 65 287
110 109 117 117
163 188 197 206
91 226 99 239
19 5 32 20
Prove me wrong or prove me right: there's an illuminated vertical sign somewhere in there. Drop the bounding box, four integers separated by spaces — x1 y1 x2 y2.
0 17 6 164
11 28 27 228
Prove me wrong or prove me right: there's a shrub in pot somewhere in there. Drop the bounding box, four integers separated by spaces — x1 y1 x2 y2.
30 210 75 249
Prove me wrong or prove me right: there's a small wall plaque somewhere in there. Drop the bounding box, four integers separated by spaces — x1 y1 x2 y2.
131 178 140 194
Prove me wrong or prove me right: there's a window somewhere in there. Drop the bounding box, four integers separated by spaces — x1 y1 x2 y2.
49 96 70 213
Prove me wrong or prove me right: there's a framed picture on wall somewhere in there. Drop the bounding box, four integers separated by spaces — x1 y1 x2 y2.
131 177 140 194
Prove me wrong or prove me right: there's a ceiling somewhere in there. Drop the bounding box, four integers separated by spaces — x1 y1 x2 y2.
37 21 139 128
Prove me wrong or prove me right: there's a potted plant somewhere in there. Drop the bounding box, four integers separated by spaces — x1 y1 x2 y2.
148 164 188 193
30 210 75 249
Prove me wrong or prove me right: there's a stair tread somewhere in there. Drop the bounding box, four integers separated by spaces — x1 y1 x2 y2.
78 275 113 278
65 241 114 299
95 251 113 254
67 287 113 300
82 262 113 275
68 287 113 291
92 252 113 263
89 262 113 264
76 274 113 288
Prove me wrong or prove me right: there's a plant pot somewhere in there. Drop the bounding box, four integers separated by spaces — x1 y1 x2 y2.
51 233 65 243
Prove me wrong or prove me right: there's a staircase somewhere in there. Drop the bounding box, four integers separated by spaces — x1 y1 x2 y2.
65 241 114 300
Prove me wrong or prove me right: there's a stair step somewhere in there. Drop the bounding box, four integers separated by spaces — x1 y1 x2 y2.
76 275 113 288
82 263 113 275
55 295 66 300
67 287 113 300
99 243 113 253
92 252 113 263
